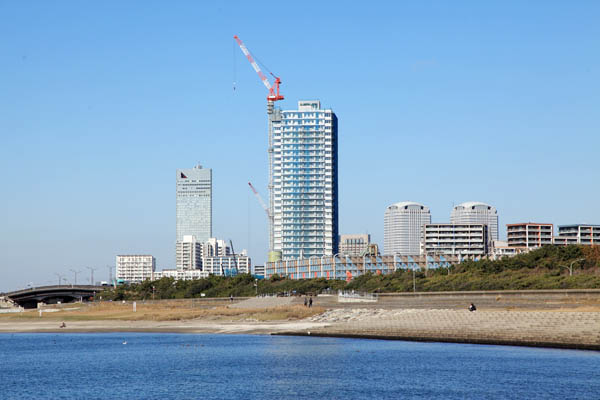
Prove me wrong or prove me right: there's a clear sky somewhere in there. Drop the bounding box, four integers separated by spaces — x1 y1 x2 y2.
1 1 599 291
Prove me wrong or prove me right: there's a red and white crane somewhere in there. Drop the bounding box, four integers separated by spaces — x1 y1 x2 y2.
234 35 284 102
235 35 283 261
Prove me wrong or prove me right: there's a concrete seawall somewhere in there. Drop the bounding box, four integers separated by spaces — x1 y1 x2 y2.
277 290 600 350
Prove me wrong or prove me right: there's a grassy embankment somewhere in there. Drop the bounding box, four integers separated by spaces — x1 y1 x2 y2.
0 301 324 322
98 245 600 301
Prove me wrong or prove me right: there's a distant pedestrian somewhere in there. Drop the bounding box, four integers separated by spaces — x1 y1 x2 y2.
309 297 313 308
468 303 476 312
304 297 308 307
230 294 233 303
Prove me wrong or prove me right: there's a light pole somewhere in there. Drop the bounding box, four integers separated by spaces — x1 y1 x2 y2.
70 269 81 286
560 258 585 276
412 267 417 293
86 266 97 285
55 273 64 286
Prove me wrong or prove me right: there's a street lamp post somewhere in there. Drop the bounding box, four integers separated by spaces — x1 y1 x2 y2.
86 266 97 285
560 258 585 276
54 273 64 286
412 268 416 293
69 269 81 286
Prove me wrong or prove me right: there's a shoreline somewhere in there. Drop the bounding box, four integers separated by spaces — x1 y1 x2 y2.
2 306 600 351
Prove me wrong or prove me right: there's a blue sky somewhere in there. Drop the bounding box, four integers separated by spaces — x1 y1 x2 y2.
1 1 599 291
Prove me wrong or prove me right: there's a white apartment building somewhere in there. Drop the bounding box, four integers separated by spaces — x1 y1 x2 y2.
422 224 488 257
384 202 431 255
176 235 203 271
116 255 156 284
507 223 553 248
202 255 251 276
338 234 371 256
153 269 209 281
176 236 232 271
450 202 498 242
554 225 600 245
270 100 338 260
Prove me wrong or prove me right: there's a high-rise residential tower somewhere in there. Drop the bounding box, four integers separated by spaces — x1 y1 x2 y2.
176 165 212 243
450 202 498 241
270 100 338 260
384 202 431 255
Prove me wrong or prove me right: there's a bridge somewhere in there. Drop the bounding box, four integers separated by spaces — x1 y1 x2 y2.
2 285 107 309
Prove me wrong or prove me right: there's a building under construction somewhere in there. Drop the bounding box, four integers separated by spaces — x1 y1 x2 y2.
235 36 338 262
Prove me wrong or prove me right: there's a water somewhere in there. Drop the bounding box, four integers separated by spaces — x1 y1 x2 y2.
1 333 599 399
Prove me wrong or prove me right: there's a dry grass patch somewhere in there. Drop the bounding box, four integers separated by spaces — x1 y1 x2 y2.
0 302 325 322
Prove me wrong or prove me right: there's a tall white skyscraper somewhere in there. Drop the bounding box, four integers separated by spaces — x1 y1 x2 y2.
176 165 212 243
384 202 431 255
450 202 498 241
270 100 338 260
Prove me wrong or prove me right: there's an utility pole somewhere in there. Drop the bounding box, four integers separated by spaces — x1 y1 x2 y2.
55 273 64 286
86 266 97 285
107 265 113 285
69 269 81 286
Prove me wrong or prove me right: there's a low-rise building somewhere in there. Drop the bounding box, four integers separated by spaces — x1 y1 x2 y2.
253 265 265 278
153 269 209 280
338 234 371 256
554 225 600 245
507 223 553 248
202 255 250 276
421 224 488 257
490 240 530 260
265 254 459 280
116 255 156 284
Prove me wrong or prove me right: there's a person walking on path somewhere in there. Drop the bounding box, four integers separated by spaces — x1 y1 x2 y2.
304 297 308 307
309 297 313 308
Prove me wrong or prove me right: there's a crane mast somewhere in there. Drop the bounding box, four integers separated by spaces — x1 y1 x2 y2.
248 182 273 252
235 35 284 262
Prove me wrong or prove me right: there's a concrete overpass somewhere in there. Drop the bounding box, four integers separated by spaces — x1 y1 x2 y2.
3 285 106 309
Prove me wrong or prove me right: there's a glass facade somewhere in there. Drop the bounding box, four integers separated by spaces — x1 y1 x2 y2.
176 165 212 243
271 100 338 260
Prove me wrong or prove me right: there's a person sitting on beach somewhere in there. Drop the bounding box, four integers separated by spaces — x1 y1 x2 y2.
468 303 476 312
59 322 66 328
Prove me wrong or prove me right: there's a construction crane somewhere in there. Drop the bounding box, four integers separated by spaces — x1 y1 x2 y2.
248 182 273 252
233 35 284 103
228 239 238 277
235 35 284 262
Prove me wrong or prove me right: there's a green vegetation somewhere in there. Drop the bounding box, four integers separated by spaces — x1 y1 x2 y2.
101 245 600 300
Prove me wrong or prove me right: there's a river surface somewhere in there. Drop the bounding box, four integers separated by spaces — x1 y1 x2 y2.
1 333 599 399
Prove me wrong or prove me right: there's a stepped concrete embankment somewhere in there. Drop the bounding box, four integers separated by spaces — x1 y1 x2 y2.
276 290 600 350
